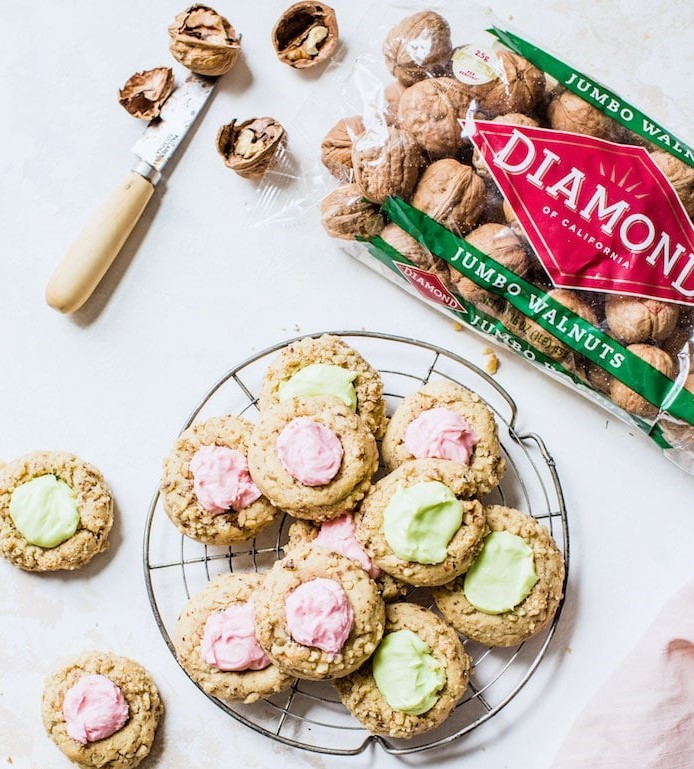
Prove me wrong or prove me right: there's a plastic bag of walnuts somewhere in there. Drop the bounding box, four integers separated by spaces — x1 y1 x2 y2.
258 2 694 472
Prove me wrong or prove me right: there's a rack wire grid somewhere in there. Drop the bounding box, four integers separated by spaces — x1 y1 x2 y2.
143 331 570 756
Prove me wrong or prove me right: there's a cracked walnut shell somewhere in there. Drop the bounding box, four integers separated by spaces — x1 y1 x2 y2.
216 118 285 179
468 51 545 117
605 295 680 344
321 184 384 240
411 159 486 236
547 90 617 141
397 77 473 158
168 5 241 76
650 150 694 218
610 344 676 418
352 126 423 205
272 2 338 69
320 116 365 180
383 11 452 87
118 67 174 120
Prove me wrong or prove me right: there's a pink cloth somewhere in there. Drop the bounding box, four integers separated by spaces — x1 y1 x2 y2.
551 580 694 769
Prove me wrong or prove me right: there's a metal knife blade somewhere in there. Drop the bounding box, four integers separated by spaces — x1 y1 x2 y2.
132 72 217 177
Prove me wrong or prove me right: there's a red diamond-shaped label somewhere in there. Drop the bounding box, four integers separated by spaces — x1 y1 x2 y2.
394 262 466 312
469 119 694 305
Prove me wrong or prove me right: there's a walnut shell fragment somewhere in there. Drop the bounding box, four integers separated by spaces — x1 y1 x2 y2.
168 5 241 76
547 90 617 141
216 117 286 179
379 223 450 284
605 295 680 344
272 2 338 69
321 184 384 240
352 126 423 205
397 77 473 158
473 113 540 181
411 159 486 236
320 116 364 180
383 11 452 87
610 344 676 418
650 150 694 218
467 51 545 117
118 67 174 120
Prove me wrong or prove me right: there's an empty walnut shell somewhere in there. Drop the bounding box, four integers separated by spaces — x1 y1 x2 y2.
379 223 450 284
118 67 174 120
398 77 474 158
547 90 617 141
272 2 338 69
321 184 384 240
473 113 540 181
383 11 452 87
449 223 530 318
650 150 694 218
216 118 285 179
610 343 676 418
467 52 545 117
168 5 241 76
411 159 486 236
352 126 423 205
384 81 407 125
320 116 365 180
605 295 680 344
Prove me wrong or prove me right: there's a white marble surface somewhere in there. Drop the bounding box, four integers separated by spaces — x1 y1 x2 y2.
2 0 694 767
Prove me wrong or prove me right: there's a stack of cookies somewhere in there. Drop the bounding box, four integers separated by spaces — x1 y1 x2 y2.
160 334 565 739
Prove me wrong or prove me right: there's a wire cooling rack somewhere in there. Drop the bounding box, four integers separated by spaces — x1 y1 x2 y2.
143 331 570 755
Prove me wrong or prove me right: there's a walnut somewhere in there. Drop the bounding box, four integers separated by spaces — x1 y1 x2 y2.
650 150 694 218
448 223 529 318
352 127 423 204
320 116 365 180
605 295 680 344
320 184 385 240
502 198 525 240
398 78 473 158
468 52 545 117
118 67 174 120
379 222 450 284
473 113 540 181
384 81 407 125
272 2 338 69
168 5 241 76
610 344 676 418
216 117 285 178
411 159 486 236
382 11 452 86
547 90 617 140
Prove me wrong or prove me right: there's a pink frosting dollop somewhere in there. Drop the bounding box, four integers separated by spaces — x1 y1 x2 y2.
200 600 270 672
276 417 343 487
404 407 479 465
285 578 354 654
315 514 380 579
190 445 262 514
62 674 129 745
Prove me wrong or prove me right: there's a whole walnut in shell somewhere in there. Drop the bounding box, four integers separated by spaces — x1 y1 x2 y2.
468 52 545 117
398 77 473 158
502 199 525 240
411 159 486 236
610 344 676 418
650 150 694 218
118 67 174 120
272 2 339 69
448 223 529 318
321 116 365 180
547 90 617 141
379 222 450 284
605 295 680 344
383 11 452 86
321 184 384 240
216 117 285 179
473 113 540 181
352 127 423 205
168 5 241 76
384 81 407 125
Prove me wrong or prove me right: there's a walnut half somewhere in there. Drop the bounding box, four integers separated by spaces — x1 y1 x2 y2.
118 67 174 120
216 117 286 179
168 5 241 76
272 2 338 69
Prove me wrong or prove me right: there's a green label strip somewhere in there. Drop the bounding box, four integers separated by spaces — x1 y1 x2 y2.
383 197 694 427
488 26 694 169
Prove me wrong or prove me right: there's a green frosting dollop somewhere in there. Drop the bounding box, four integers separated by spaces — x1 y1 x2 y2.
9 475 80 548
383 481 462 564
373 630 446 715
278 364 358 410
464 531 539 614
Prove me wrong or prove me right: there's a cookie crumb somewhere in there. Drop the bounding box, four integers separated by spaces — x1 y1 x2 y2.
7 758 13 765
483 349 499 375
565 646 573 654
452 322 464 332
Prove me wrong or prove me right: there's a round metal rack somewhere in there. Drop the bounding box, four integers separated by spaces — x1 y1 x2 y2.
143 331 570 755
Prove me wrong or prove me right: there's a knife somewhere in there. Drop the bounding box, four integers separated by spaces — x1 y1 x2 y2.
46 73 217 314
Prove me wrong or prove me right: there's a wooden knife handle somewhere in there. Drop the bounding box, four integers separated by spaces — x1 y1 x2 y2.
46 171 155 314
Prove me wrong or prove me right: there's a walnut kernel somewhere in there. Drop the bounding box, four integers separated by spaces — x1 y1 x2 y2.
216 117 285 178
272 2 338 69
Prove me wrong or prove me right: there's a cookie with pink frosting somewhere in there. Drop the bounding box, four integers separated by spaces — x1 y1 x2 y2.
41 651 162 769
174 572 295 702
381 380 505 496
247 396 378 522
286 515 408 602
254 546 385 680
161 415 279 545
